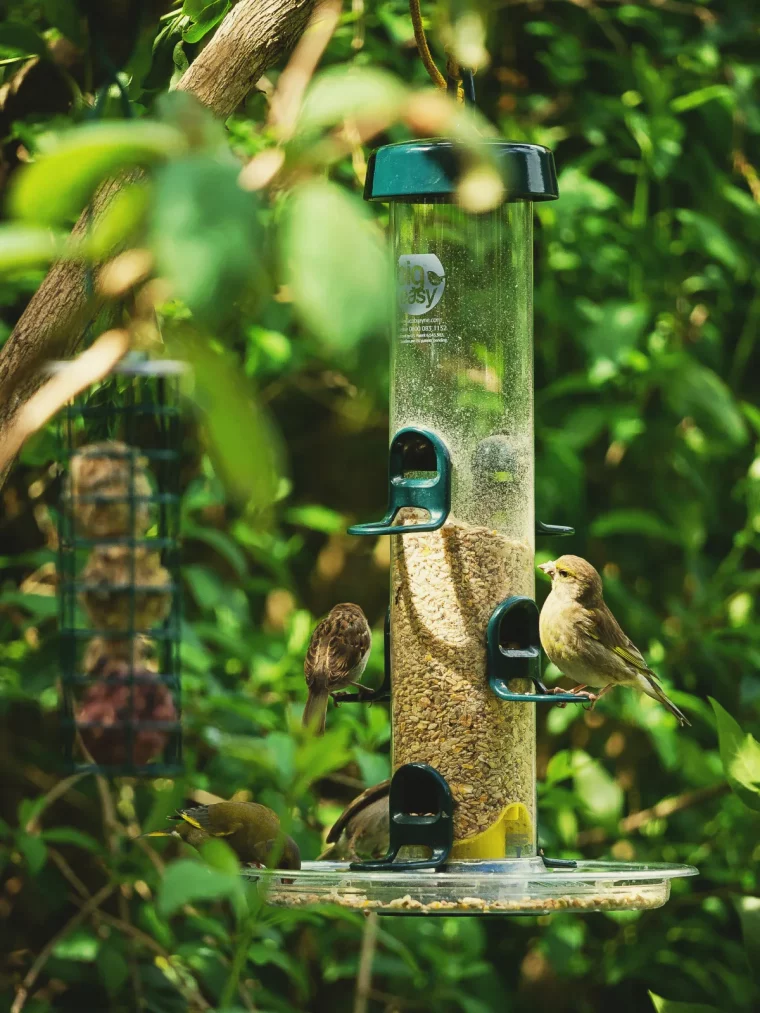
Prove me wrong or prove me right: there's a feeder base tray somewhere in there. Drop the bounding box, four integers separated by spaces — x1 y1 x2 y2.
246 858 696 916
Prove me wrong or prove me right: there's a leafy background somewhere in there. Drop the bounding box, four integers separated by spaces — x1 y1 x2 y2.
1 0 760 1011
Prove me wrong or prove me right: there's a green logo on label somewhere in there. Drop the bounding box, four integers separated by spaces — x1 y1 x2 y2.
397 254 446 315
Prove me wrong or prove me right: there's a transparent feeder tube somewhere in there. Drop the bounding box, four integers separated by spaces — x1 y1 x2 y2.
389 200 537 860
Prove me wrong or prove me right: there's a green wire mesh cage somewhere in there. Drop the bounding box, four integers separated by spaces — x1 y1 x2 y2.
57 355 184 776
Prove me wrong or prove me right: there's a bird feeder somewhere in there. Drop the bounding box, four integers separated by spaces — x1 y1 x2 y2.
57 355 184 776
250 140 696 914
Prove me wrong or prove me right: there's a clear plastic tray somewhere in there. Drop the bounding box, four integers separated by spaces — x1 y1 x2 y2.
246 858 697 916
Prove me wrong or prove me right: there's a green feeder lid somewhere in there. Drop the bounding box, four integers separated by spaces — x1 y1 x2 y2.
364 138 559 204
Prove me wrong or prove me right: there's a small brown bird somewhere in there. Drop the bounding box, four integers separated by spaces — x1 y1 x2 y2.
303 603 371 735
80 545 172 631
143 802 301 870
539 555 690 727
76 656 177 767
319 780 390 861
68 441 153 537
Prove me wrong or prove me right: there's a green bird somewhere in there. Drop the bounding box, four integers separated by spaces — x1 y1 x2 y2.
143 801 301 869
538 555 690 727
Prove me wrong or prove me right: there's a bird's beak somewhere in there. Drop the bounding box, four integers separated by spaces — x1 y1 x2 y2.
538 560 556 577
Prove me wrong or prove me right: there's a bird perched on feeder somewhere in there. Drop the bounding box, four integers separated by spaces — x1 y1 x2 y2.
538 555 690 727
303 603 371 735
142 801 301 870
68 440 153 537
318 780 390 861
80 545 172 631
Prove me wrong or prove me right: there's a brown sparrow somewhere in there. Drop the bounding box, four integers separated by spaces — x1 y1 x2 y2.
80 545 172 632
303 603 371 734
67 441 153 538
319 779 389 861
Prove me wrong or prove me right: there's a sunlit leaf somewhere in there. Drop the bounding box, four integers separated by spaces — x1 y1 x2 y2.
649 993 720 1013
10 121 186 226
151 155 262 321
182 0 231 42
572 751 623 823
181 337 284 510
297 67 405 136
0 226 65 274
710 698 760 811
282 180 391 348
665 360 747 445
85 183 151 259
158 859 246 918
52 928 99 962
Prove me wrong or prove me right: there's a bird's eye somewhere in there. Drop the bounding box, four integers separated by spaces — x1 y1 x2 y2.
558 569 568 578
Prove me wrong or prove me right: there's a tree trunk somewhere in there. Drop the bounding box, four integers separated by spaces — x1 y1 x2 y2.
0 0 316 482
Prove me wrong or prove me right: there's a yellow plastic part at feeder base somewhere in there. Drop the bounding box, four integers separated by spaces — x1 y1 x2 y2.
450 803 533 861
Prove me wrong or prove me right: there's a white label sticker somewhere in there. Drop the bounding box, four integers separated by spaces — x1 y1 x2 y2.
397 254 446 316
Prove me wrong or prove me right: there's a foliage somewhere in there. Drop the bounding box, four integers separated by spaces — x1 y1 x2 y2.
1 0 760 1011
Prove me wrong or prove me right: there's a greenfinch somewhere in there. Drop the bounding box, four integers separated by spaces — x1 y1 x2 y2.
143 801 301 870
303 603 371 735
318 780 389 861
539 555 690 727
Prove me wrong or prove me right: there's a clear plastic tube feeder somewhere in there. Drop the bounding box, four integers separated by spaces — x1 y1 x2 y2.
249 140 696 915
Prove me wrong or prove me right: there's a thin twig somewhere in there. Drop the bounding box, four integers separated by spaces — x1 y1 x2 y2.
47 847 91 900
24 773 86 833
0 329 130 476
267 0 343 140
577 782 730 846
353 912 379 1013
11 883 115 1013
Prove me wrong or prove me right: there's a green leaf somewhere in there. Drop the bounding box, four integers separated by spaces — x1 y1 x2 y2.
675 209 746 276
97 942 130 993
285 504 345 534
52 928 99 962
665 360 747 445
297 67 405 136
41 828 104 853
293 727 352 796
710 698 760 811
151 155 262 321
670 84 733 113
16 832 48 874
0 226 65 275
649 993 720 1013
182 338 284 510
85 183 151 259
572 751 623 823
199 837 240 876
0 23 47 59
10 122 186 226
182 0 231 42
41 0 84 44
734 896 760 981
590 509 682 544
282 180 391 349
183 523 248 579
158 859 246 918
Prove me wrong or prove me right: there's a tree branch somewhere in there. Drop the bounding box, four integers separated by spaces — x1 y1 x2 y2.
577 782 730 847
0 0 317 485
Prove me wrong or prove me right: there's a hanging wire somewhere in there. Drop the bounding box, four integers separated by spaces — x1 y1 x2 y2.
408 0 476 106
409 0 446 90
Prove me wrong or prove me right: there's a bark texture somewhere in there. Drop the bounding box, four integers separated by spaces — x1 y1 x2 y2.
0 0 316 476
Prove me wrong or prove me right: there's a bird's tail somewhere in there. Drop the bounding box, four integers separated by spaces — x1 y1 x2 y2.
303 687 329 735
638 673 691 727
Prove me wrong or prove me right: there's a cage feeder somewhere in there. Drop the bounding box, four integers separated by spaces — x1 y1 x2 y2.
250 139 696 914
57 354 184 777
